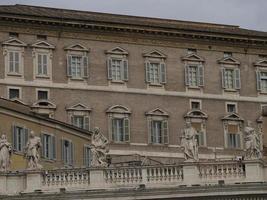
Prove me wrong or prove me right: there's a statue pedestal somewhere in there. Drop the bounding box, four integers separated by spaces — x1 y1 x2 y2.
0 174 7 194
183 163 199 186
90 169 106 189
25 170 42 193
244 160 264 182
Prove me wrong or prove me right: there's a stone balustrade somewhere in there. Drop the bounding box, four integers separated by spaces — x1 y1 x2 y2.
0 160 265 195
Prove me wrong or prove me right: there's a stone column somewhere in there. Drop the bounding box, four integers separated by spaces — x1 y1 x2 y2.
25 170 42 193
244 160 264 182
90 168 106 189
183 162 200 186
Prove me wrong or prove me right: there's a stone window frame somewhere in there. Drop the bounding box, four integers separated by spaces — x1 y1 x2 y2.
182 53 205 90
254 59 267 94
218 56 241 92
66 103 91 131
83 144 92 167
106 105 131 143
36 88 50 101
105 47 129 84
7 86 22 100
184 110 208 147
64 44 90 81
225 102 238 113
40 132 56 161
146 108 169 145
61 137 74 166
31 100 56 118
2 38 27 78
222 113 244 150
189 99 202 110
143 50 167 87
31 40 55 80
12 123 29 153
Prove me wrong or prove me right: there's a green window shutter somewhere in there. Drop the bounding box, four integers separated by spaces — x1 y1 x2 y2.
185 65 189 86
61 139 65 164
234 68 241 89
227 134 231 148
23 128 29 149
43 54 48 75
198 65 204 86
83 146 87 166
84 146 91 167
145 61 151 83
70 142 74 165
41 133 45 158
123 59 129 81
236 134 241 149
256 70 262 91
84 116 90 130
124 118 130 142
112 118 116 141
162 120 169 144
12 125 17 151
37 54 42 75
52 135 56 160
160 62 166 84
107 58 112 80
148 119 153 143
67 55 72 77
221 68 226 88
82 56 89 78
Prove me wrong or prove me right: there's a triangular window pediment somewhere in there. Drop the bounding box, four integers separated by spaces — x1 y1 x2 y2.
106 105 131 114
254 59 267 67
64 44 89 52
143 50 167 59
66 103 91 111
2 38 27 47
222 113 244 121
184 110 208 119
31 100 56 109
182 53 204 62
31 41 55 49
218 57 240 65
146 108 168 116
106 47 128 55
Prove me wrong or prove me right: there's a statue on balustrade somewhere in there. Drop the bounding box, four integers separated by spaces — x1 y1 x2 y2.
24 131 43 170
180 121 199 162
0 134 12 172
90 127 109 167
244 121 262 160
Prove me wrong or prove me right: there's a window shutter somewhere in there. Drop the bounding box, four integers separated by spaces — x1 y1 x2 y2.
160 62 166 84
12 125 17 150
234 68 241 89
15 52 19 73
227 134 231 148
83 56 89 78
124 118 130 142
184 65 189 86
84 146 87 166
70 115 74 126
23 128 29 149
41 133 45 158
148 119 153 143
67 55 72 77
236 134 241 149
70 142 74 165
145 61 151 83
198 65 204 86
221 68 226 88
43 54 48 75
112 118 116 141
52 135 56 160
256 71 262 91
84 116 90 130
37 54 42 75
61 139 65 164
162 120 169 144
123 59 129 81
107 58 112 80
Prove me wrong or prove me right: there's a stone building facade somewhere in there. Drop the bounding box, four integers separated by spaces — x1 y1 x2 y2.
0 4 266 164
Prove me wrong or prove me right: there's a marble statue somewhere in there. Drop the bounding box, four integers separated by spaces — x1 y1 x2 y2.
24 131 42 170
0 134 12 172
90 127 109 167
180 121 199 162
244 121 262 160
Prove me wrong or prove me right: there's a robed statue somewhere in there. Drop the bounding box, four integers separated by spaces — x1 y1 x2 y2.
180 122 199 162
0 134 12 171
24 131 42 170
244 121 262 160
90 127 109 167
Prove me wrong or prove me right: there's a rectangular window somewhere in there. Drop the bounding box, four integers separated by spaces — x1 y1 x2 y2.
62 139 74 165
188 66 198 87
84 146 92 167
260 72 267 93
9 32 19 38
70 56 82 78
8 51 20 73
111 59 122 81
71 115 89 130
37 35 47 40
149 63 160 84
37 54 48 76
9 88 20 99
227 124 241 149
222 68 240 90
191 122 205 146
226 103 237 113
191 101 201 110
224 69 235 89
12 125 28 152
224 52 232 58
188 48 197 55
41 133 56 160
185 65 204 87
149 120 168 144
37 90 48 100
111 118 129 142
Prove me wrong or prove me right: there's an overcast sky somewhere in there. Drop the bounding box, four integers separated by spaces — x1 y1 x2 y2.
1 0 267 32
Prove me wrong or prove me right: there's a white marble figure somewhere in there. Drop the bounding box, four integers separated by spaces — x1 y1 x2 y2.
24 131 42 170
0 134 12 172
90 127 109 167
180 121 199 162
244 121 262 160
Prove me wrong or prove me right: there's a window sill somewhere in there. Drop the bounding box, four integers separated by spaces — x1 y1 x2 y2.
110 80 126 84
6 73 22 77
187 86 201 89
42 158 56 163
224 89 238 92
110 141 130 144
148 143 168 146
35 75 50 79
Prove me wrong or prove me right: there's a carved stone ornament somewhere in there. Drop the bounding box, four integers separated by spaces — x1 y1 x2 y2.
0 134 12 172
90 127 109 167
180 122 199 162
24 131 43 170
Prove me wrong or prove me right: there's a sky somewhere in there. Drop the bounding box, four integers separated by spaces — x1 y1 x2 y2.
0 0 267 32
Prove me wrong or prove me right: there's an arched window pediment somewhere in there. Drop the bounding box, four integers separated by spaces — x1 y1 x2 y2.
184 110 208 119
31 100 56 109
106 105 131 114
